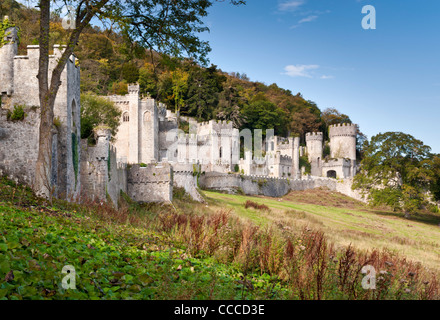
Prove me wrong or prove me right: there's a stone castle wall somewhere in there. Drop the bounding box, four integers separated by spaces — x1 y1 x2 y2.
0 36 81 200
0 108 41 187
199 172 366 202
127 163 173 203
80 129 128 207
172 163 204 202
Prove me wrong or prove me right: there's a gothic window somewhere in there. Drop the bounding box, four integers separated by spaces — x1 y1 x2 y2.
123 112 129 122
144 111 151 122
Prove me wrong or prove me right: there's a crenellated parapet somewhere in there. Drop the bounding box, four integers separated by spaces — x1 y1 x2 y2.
305 132 324 141
329 123 357 138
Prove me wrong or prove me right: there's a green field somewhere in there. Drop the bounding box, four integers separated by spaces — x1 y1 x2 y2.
203 189 440 272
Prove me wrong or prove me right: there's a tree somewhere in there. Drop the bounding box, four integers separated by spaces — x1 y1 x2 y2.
353 132 433 218
32 0 245 198
321 108 352 127
217 78 246 128
138 62 158 97
80 93 122 142
241 100 287 136
184 64 225 121
428 154 440 203
171 68 189 115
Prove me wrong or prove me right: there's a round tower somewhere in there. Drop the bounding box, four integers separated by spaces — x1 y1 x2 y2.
329 123 357 161
305 132 323 162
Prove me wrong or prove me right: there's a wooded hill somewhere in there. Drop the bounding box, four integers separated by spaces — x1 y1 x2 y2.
1 0 358 144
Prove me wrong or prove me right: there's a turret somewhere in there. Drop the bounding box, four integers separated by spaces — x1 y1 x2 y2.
329 123 357 161
305 132 323 162
305 132 323 177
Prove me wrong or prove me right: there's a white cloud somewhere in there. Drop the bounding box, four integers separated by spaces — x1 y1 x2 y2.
320 75 334 79
284 64 319 78
278 0 305 12
298 15 318 24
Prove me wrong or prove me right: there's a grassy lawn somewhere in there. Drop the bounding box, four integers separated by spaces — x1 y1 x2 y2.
203 189 440 272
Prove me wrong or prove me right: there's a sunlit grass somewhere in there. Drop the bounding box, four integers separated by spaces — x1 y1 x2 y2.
202 190 440 272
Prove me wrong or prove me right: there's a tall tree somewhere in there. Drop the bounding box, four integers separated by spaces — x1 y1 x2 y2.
353 132 433 218
33 0 244 198
321 108 352 127
184 64 225 121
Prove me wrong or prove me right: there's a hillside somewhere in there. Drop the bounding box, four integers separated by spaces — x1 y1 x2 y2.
0 1 357 143
1 177 439 300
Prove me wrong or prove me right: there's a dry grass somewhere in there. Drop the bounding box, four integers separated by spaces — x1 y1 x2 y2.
203 189 440 274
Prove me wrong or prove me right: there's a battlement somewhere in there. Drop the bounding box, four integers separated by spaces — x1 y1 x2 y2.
329 123 357 137
128 83 140 94
197 119 234 133
305 132 324 141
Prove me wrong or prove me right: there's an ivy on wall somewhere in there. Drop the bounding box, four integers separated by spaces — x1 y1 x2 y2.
72 133 79 187
0 18 17 48
108 146 111 181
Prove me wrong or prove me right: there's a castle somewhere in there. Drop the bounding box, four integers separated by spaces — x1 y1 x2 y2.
107 84 358 182
0 24 363 206
0 24 81 200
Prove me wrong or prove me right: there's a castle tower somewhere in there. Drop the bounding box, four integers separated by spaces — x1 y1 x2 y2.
292 136 300 179
139 88 159 164
306 132 323 176
329 123 357 161
0 22 18 96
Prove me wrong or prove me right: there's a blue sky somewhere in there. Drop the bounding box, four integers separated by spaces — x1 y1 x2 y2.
200 0 440 153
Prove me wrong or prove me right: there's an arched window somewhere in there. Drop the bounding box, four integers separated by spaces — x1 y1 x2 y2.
123 112 129 122
143 111 151 122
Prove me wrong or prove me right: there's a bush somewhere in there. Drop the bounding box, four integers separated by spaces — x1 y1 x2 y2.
244 200 270 212
7 105 26 121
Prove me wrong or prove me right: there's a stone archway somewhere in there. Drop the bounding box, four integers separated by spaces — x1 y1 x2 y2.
327 170 337 179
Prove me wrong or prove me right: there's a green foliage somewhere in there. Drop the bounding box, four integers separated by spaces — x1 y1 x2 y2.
107 146 111 181
183 64 225 120
241 100 287 136
121 62 139 84
299 156 311 175
80 93 122 141
353 132 433 216
6 105 25 121
138 63 158 97
428 154 440 202
0 16 16 48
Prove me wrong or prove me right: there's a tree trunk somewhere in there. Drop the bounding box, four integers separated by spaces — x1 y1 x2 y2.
34 0 52 199
33 0 105 199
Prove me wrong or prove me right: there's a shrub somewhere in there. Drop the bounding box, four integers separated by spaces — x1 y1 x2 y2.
7 105 26 121
244 200 270 211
